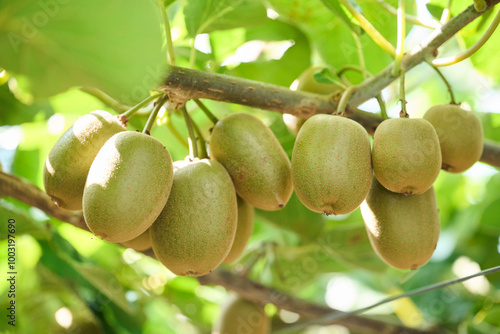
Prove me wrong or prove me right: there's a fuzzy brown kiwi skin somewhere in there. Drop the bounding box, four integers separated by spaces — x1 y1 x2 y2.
43 110 127 211
209 113 293 211
83 131 174 243
423 104 484 173
291 114 373 215
223 196 255 264
372 118 442 195
214 293 270 334
150 158 237 277
361 177 440 270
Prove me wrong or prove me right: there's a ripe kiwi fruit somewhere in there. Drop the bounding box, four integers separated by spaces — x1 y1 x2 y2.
150 158 237 277
43 110 126 210
121 228 151 251
214 293 270 334
209 113 293 211
423 104 483 173
83 131 173 243
223 196 255 263
372 118 441 195
361 177 440 270
284 66 342 136
291 114 372 215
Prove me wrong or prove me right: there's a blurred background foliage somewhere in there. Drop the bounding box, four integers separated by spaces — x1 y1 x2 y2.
0 0 500 333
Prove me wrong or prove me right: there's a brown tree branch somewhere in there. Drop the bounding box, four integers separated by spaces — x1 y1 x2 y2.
158 0 500 167
0 171 437 334
0 172 88 231
161 1 500 115
197 269 441 334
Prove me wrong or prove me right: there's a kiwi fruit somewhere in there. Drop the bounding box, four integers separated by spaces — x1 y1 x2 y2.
214 293 270 334
121 228 151 251
223 196 255 263
291 114 372 215
209 113 293 211
361 177 440 270
423 104 483 173
83 131 173 243
284 66 342 136
150 158 237 277
372 118 441 195
43 110 126 210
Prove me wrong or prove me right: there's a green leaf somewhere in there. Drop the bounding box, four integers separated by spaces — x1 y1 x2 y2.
320 0 361 34
0 200 48 240
0 0 167 103
184 0 267 37
426 3 445 19
0 83 53 126
313 67 343 86
480 198 500 233
316 221 387 272
461 8 500 83
256 192 325 240
70 262 133 314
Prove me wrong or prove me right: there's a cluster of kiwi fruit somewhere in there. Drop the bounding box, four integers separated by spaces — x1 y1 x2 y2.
43 105 291 277
286 66 484 270
43 65 484 278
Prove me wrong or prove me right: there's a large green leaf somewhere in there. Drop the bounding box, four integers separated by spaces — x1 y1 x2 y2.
0 0 166 103
0 83 53 126
320 0 361 34
256 192 325 240
461 8 500 83
184 0 267 37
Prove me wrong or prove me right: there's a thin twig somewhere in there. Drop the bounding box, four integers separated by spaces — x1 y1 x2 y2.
181 107 199 158
80 87 129 113
392 0 406 77
427 63 457 104
193 99 219 124
143 94 169 134
121 93 163 119
376 94 388 120
433 8 500 67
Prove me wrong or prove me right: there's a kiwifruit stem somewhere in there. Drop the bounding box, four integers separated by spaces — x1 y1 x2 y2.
352 32 369 80
181 106 199 158
337 85 356 117
399 69 409 118
191 117 208 159
433 8 500 66
194 99 219 124
143 94 169 134
440 0 452 24
157 0 176 66
80 87 129 113
121 92 163 119
376 94 388 120
391 0 406 77
427 62 457 104
336 65 365 78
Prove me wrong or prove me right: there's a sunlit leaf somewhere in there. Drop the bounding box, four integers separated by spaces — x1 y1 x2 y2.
0 0 167 103
184 0 267 36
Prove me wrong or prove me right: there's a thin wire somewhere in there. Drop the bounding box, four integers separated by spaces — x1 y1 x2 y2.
275 265 500 333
